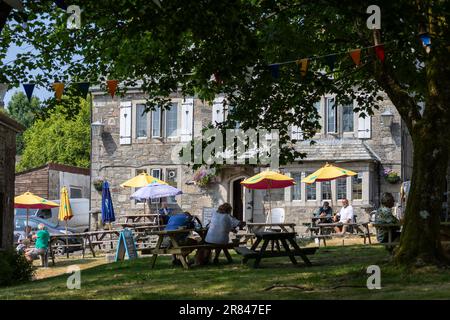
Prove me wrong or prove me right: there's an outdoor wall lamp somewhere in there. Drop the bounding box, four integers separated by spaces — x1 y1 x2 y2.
380 109 394 128
91 120 105 136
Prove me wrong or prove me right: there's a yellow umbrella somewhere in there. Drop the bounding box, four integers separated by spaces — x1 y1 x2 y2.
120 172 167 187
58 186 73 258
14 191 59 230
120 172 168 218
241 170 295 222
302 162 357 184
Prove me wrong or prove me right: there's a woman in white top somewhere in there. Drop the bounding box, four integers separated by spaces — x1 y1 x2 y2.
205 203 243 245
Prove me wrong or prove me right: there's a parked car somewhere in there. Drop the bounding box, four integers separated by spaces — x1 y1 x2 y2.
15 198 90 232
14 216 83 256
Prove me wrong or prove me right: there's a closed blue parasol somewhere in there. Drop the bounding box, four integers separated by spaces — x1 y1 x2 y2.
130 183 182 201
101 181 116 224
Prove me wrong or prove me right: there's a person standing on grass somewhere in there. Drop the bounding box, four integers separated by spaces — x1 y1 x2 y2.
24 224 50 262
333 199 354 234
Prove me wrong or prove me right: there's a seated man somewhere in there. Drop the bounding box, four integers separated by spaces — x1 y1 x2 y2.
158 201 173 225
314 202 333 223
333 199 354 234
163 212 199 265
25 224 50 263
16 226 32 255
375 192 400 248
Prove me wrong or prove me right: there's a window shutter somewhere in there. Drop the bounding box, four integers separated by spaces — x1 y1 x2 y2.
120 101 132 144
357 113 372 139
212 97 225 125
181 98 194 141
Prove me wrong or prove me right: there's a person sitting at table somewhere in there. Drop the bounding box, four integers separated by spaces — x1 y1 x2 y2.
375 192 400 247
163 211 200 265
333 199 354 234
159 201 173 225
24 224 50 263
314 202 333 223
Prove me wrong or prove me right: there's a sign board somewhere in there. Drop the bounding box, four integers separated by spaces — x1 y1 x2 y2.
115 228 138 261
202 207 215 226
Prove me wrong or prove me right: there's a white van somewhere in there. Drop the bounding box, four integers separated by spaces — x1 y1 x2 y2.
34 198 90 232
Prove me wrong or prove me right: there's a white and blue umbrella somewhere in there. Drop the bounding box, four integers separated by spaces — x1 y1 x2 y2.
131 183 182 201
131 183 182 226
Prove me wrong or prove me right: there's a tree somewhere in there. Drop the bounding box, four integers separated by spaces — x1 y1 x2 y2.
2 1 450 265
6 92 41 154
16 97 91 172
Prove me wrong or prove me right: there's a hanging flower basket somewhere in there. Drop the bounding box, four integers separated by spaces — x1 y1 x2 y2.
383 169 400 184
193 167 218 188
93 179 104 192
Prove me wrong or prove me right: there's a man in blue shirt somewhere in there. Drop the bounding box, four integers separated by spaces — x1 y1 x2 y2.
314 201 333 223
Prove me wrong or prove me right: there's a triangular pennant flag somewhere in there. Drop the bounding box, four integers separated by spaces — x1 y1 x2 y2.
419 33 431 53
106 80 119 98
325 55 337 72
23 83 35 102
52 82 64 101
77 82 90 98
296 58 309 77
374 44 385 63
269 64 280 79
349 49 362 66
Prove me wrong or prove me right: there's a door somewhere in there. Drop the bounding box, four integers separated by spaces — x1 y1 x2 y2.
232 179 244 221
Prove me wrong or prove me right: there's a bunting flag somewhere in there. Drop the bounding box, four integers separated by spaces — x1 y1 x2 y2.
77 82 90 98
349 49 362 66
52 82 64 101
22 83 35 102
325 55 337 72
296 58 309 77
419 33 431 53
374 44 385 63
106 80 119 98
269 64 280 79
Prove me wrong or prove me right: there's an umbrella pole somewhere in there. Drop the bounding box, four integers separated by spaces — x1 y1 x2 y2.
26 208 29 232
65 220 69 259
268 188 272 224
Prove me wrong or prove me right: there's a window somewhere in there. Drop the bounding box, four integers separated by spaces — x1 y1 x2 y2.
321 181 332 200
151 169 162 203
337 178 347 200
70 187 83 199
306 173 317 200
326 97 336 133
352 175 363 200
291 173 302 201
165 103 178 137
152 107 162 137
136 104 148 138
342 104 354 132
313 101 321 119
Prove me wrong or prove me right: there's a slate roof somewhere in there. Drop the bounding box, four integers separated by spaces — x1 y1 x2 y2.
294 138 381 162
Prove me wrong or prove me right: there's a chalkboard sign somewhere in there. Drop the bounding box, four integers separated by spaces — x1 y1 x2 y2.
115 228 138 261
202 207 215 226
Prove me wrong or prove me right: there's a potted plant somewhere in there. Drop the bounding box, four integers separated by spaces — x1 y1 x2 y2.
93 178 104 192
383 169 401 184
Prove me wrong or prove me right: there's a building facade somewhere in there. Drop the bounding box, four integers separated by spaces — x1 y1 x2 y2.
15 163 90 200
0 112 24 249
89 88 432 232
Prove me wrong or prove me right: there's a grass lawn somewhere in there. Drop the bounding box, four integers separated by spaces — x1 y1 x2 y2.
1 244 450 300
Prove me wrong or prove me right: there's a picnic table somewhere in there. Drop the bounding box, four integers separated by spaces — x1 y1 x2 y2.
121 214 160 223
314 222 372 246
246 222 296 233
235 231 316 268
141 228 238 269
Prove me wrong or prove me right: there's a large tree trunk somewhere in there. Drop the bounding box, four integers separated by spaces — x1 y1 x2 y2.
395 123 449 265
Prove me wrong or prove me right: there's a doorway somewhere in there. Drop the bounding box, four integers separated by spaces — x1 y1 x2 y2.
232 179 244 221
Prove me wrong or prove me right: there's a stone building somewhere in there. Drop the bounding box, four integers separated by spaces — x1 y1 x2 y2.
90 88 437 232
0 111 24 249
15 163 90 200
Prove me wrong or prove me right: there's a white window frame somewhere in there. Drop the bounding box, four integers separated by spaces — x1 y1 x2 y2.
150 168 162 203
325 96 337 134
165 102 179 138
291 172 302 201
135 103 149 139
151 106 162 138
